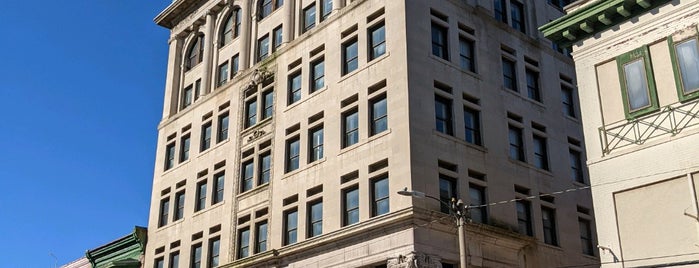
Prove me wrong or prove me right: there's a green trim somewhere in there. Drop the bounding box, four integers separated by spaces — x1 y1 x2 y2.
616 46 659 119
86 227 147 268
668 33 699 102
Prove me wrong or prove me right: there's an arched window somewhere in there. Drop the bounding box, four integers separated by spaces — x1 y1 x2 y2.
258 0 282 20
220 8 242 47
186 34 204 71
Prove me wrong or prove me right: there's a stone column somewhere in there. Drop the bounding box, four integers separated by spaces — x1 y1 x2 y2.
387 252 442 268
162 35 183 119
202 11 216 95
282 0 295 43
240 1 253 70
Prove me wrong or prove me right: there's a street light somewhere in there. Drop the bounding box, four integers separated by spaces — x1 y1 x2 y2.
398 188 469 268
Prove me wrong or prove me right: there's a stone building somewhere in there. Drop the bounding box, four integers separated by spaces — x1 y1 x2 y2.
147 0 598 267
542 0 699 267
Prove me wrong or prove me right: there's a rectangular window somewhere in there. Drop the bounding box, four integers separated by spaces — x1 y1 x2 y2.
431 23 448 60
284 209 298 245
182 86 193 109
257 35 270 62
303 4 316 32
195 181 207 212
158 198 169 227
494 0 507 22
542 207 558 246
259 152 271 185
190 244 202 268
174 191 185 221
232 54 240 76
342 109 359 148
561 85 576 117
286 137 300 172
579 218 594 255
245 99 257 128
508 126 525 161
200 122 212 152
179 135 190 163
369 22 386 60
308 200 323 237
502 58 517 91
671 37 699 100
255 221 268 253
321 0 333 20
516 200 533 236
617 46 658 118
469 185 487 223
263 90 274 119
435 95 453 135
370 96 388 135
439 176 456 213
209 237 220 267
238 228 250 258
342 38 359 75
526 69 541 102
213 172 224 204
241 160 254 192
343 186 359 226
533 135 549 170
169 252 179 268
165 142 175 170
155 258 164 268
288 72 302 105
371 176 389 217
309 127 324 162
463 107 481 145
570 149 584 183
459 37 475 72
217 113 229 143
194 79 201 102
234 9 242 37
311 59 325 93
260 0 272 19
273 26 283 51
510 1 525 33
217 61 229 87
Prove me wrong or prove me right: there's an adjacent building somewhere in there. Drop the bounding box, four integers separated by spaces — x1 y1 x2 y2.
147 0 598 267
542 0 699 267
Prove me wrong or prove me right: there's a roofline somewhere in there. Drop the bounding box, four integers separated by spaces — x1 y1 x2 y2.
154 0 197 29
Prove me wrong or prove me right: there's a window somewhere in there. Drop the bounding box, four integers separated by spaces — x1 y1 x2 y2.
217 113 229 142
174 191 185 221
179 135 190 163
570 149 584 183
502 58 517 91
526 69 541 101
435 95 453 135
431 23 448 60
259 152 271 185
494 0 507 22
671 37 699 100
463 107 481 145
238 228 250 258
196 181 207 212
342 38 358 75
220 12 234 47
185 35 204 71
508 126 524 161
286 137 300 172
370 96 388 135
321 0 332 20
510 1 525 33
258 0 276 20
209 237 220 267
284 209 298 245
217 62 229 87
561 85 576 117
158 198 169 227
233 8 242 38
459 37 475 72
273 26 283 51
372 176 389 217
241 160 254 192
262 90 274 119
542 207 558 246
182 86 193 109
439 176 456 213
343 186 359 226
257 35 269 62
342 109 359 148
155 258 164 268
255 221 268 253
194 80 201 102
579 218 594 255
311 59 325 92
617 46 658 118
533 135 549 170
200 122 212 152
232 54 240 77
245 99 257 128
169 252 179 268
516 200 532 236
309 127 324 162
288 72 302 104
369 22 386 60
308 200 323 237
165 142 175 170
213 172 224 204
303 4 316 32
469 185 487 223
190 244 202 268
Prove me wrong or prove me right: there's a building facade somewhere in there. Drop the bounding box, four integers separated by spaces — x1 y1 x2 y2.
542 0 699 267
147 0 598 267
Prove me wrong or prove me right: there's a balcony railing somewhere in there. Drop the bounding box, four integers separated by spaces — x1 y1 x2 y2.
599 99 699 155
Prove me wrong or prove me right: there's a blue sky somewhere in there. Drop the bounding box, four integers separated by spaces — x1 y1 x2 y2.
0 1 170 267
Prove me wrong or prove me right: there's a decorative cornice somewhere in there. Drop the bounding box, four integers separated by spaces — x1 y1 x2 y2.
540 0 673 47
85 226 147 268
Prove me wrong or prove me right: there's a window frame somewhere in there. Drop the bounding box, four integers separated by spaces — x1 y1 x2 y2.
342 108 359 148
469 184 487 224
369 21 386 61
542 206 559 246
217 112 229 143
288 71 302 105
371 176 390 217
463 106 482 145
439 175 456 214
309 126 324 162
303 3 316 33
255 220 268 253
273 25 283 51
208 237 220 267
320 0 333 20
516 200 533 236
257 35 270 62
258 151 271 185
616 45 659 119
195 181 207 212
283 208 298 245
532 134 549 170
459 37 476 73
307 199 323 238
310 58 325 93
370 95 388 136
431 22 449 60
526 68 541 102
179 134 190 163
241 159 254 192
435 95 453 135
165 142 176 170
508 125 525 161
510 0 526 33
238 227 250 258
213 172 225 204
158 197 170 227
561 85 576 118
200 122 212 152
286 136 300 172
245 98 258 128
342 37 359 75
190 243 202 268
669 34 699 101
502 57 518 91
579 218 595 255
343 185 360 226
174 191 185 221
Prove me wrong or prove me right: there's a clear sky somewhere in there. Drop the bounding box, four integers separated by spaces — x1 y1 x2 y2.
0 1 171 267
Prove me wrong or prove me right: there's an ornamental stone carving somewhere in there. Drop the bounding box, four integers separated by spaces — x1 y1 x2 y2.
387 252 442 268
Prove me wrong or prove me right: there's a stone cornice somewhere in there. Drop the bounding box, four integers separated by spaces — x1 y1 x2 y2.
85 226 147 268
540 0 673 47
